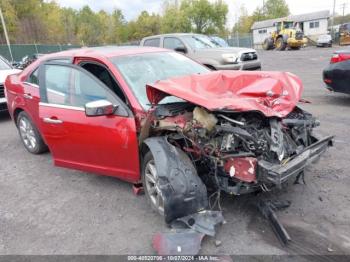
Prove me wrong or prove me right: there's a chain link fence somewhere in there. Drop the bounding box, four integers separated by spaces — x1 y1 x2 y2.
226 33 254 48
0 44 81 62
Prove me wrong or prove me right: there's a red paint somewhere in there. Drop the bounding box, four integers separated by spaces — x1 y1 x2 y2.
330 52 350 64
4 47 302 186
224 157 257 183
147 70 303 118
39 105 140 183
4 47 164 183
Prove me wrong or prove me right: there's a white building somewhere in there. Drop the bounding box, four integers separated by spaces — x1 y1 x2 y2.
251 10 330 48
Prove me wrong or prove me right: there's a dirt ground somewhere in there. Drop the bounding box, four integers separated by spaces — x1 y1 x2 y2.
0 46 349 256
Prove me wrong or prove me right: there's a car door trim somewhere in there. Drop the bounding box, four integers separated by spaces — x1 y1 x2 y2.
39 102 85 111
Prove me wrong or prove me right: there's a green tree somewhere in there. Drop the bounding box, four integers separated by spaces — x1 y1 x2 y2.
264 0 290 19
76 6 102 45
181 0 228 34
42 1 65 43
127 11 161 40
160 1 191 33
232 5 254 34
0 0 18 43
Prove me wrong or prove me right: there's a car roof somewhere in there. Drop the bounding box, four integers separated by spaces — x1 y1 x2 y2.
39 46 168 60
142 33 204 39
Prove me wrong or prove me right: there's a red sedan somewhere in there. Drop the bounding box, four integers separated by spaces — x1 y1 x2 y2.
5 47 332 223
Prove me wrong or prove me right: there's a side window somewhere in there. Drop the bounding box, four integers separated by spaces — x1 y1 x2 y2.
43 64 115 108
163 37 185 50
80 62 126 103
143 38 160 47
27 68 39 85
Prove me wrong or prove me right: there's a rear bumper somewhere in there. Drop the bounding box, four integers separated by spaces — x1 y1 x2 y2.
258 136 333 186
215 60 261 71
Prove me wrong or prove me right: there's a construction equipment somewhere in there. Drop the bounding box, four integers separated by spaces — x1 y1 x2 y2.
339 23 350 46
263 21 308 51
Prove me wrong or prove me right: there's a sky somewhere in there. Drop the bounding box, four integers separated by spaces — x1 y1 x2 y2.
55 0 349 27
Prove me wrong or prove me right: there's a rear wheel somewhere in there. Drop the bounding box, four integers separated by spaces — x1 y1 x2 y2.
275 37 287 51
142 151 164 216
17 111 48 154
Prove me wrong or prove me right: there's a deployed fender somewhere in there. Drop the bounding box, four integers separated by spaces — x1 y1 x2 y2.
143 137 208 224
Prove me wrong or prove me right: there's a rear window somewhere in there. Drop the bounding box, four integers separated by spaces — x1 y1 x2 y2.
143 38 160 47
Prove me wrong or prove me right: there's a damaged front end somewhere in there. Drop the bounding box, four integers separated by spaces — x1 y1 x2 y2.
149 103 332 196
141 71 333 253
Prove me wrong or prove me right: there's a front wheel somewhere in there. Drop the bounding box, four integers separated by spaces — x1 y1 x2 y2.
142 151 165 216
275 37 287 51
17 111 48 154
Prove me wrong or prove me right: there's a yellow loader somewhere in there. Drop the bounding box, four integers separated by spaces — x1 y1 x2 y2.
263 21 308 51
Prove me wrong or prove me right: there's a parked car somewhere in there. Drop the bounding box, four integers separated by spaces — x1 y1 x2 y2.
323 50 350 94
0 55 21 112
140 33 261 71
5 47 332 223
317 34 332 47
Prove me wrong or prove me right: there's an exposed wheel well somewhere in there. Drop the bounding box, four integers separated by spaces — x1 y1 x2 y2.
13 108 24 126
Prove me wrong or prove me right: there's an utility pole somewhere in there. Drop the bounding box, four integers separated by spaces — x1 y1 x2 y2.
0 6 13 61
341 2 347 23
331 0 336 40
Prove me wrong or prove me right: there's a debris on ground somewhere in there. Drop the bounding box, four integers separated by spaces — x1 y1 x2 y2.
256 199 291 246
153 210 224 255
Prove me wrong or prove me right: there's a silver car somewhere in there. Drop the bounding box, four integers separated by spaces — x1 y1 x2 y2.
140 33 261 71
317 34 332 47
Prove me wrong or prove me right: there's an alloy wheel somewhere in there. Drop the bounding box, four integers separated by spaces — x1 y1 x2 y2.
144 160 164 215
19 117 37 150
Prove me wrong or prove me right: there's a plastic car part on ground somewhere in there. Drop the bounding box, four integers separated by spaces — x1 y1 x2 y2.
153 210 224 255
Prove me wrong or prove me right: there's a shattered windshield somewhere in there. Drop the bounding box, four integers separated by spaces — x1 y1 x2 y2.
182 35 219 49
111 52 209 109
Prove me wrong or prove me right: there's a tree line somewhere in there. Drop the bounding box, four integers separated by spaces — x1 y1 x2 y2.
0 0 228 45
2 0 347 46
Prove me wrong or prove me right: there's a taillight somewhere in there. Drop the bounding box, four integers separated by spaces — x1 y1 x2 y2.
330 53 350 64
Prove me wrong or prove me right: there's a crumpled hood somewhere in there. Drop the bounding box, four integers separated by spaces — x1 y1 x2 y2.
146 70 304 118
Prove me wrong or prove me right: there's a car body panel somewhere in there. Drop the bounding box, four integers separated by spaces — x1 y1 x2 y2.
38 103 140 182
323 50 350 94
147 70 303 117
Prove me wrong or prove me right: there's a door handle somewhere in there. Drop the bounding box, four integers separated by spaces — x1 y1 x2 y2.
23 93 33 99
43 117 63 124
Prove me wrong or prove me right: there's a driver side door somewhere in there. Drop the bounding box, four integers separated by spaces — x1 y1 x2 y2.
37 62 140 183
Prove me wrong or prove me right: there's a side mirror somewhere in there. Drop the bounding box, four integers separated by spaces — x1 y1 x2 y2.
85 100 117 117
174 46 187 54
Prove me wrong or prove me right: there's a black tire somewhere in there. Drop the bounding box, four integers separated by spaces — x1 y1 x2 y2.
263 38 273 50
142 151 164 216
291 46 301 50
17 111 48 154
276 37 287 51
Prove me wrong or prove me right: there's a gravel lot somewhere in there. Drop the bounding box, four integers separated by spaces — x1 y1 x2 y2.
0 46 349 256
